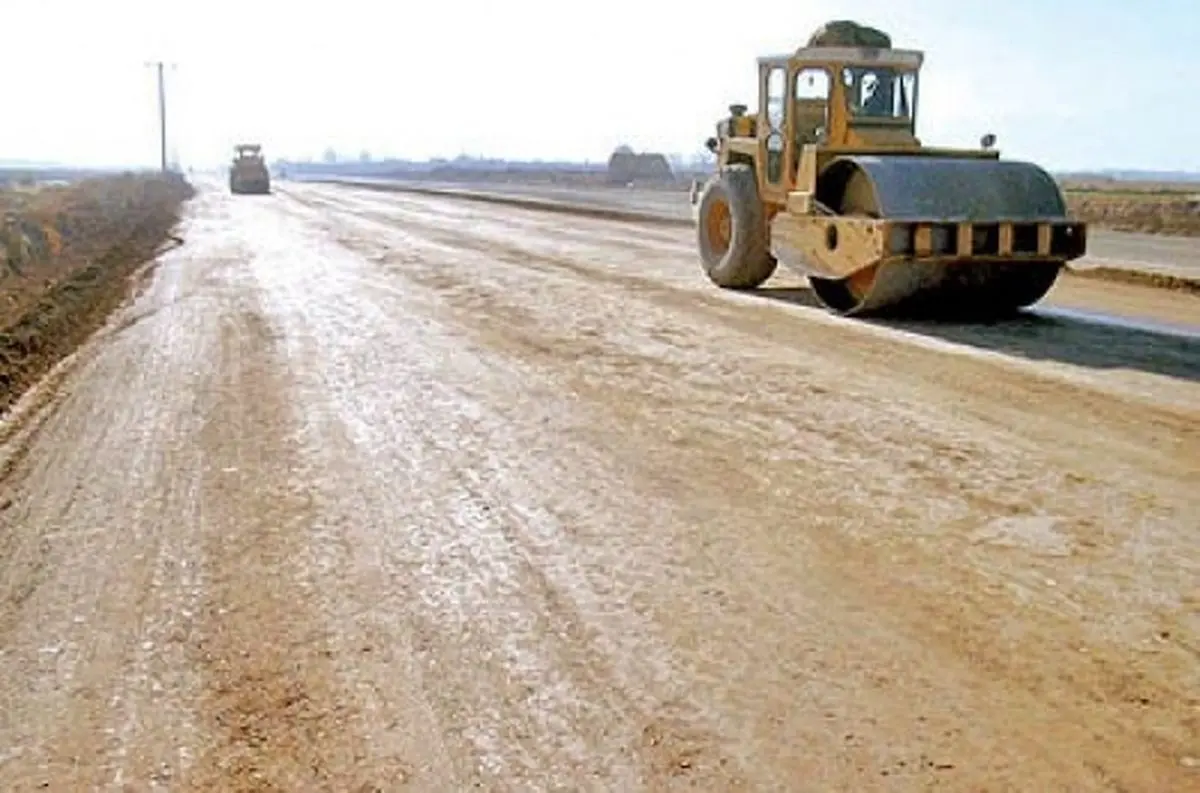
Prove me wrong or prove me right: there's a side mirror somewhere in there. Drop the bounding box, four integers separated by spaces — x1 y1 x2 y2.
704 136 719 154
980 133 997 150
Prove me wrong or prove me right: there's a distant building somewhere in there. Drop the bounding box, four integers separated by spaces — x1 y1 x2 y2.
606 146 674 185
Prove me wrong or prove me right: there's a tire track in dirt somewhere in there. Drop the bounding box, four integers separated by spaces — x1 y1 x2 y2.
179 293 370 792
164 196 451 792
245 214 755 790
0 189 403 791
0 208 218 790
320 179 693 229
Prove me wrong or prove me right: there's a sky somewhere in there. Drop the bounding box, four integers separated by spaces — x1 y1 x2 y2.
2 0 1197 172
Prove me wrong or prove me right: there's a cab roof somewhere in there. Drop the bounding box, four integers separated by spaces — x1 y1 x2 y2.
757 46 924 71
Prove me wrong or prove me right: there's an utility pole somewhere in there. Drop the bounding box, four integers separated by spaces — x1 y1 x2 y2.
146 61 173 173
156 62 167 172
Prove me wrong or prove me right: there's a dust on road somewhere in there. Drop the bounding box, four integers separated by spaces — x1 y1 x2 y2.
0 181 1196 791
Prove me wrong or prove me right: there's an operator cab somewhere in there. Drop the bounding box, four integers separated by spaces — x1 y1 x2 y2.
753 46 923 189
234 144 264 161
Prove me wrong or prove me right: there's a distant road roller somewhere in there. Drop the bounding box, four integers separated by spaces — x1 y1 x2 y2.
229 143 271 195
689 21 1087 316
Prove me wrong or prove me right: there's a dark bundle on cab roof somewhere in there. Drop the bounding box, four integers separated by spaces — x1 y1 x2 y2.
806 20 892 49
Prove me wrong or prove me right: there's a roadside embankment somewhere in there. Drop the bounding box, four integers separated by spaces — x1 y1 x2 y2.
0 173 195 414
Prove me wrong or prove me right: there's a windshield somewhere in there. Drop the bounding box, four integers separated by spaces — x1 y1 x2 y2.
842 67 916 121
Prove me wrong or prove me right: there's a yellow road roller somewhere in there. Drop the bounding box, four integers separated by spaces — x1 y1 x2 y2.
690 20 1088 316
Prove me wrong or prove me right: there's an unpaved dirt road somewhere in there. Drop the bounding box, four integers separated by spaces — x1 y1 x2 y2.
330 176 1200 281
0 180 1197 792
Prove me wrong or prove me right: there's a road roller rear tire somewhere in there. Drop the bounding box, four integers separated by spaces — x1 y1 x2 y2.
696 165 777 289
